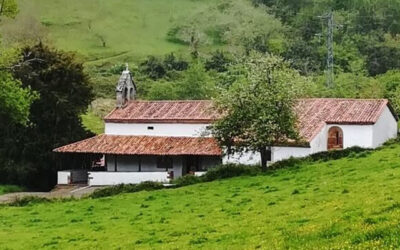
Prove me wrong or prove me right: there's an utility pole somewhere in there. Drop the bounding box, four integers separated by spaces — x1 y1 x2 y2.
318 10 335 88
326 11 334 88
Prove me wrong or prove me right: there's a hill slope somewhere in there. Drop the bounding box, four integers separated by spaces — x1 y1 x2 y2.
17 0 216 63
1 143 400 249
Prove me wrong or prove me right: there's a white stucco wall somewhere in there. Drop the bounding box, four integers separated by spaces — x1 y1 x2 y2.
310 124 374 152
105 122 210 137
272 147 311 162
372 106 398 147
223 147 311 164
88 172 169 186
223 151 261 165
57 171 71 185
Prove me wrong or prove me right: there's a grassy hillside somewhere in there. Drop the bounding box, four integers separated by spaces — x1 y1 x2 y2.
18 0 216 64
1 142 400 249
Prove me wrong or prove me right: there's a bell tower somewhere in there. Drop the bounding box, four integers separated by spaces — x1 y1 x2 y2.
116 63 136 108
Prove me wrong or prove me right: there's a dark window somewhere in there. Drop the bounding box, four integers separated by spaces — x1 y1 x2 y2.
157 156 173 170
147 126 154 130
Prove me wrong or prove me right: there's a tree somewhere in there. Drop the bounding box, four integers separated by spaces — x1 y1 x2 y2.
0 72 37 125
205 50 232 72
0 48 37 126
210 53 308 170
168 0 284 54
377 70 400 114
175 62 215 100
0 0 18 19
0 43 94 190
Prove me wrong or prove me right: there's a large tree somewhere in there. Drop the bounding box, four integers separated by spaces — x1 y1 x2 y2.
210 53 309 170
0 43 94 190
0 48 37 126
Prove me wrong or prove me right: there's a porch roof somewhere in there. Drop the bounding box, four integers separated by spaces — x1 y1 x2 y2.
53 135 222 156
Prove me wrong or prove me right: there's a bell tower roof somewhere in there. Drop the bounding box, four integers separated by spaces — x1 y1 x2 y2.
115 63 136 108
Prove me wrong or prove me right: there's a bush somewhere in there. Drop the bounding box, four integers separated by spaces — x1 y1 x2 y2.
271 146 371 169
8 196 50 207
90 181 164 199
172 175 202 187
201 164 261 182
0 185 24 194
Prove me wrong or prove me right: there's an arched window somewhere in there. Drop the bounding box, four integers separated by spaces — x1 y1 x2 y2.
328 126 343 150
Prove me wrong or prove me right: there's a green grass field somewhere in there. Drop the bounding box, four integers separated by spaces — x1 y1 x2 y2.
0 185 23 195
81 112 104 134
2 142 400 249
18 0 216 65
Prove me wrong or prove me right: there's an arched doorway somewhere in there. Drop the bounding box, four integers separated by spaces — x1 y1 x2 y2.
327 126 343 150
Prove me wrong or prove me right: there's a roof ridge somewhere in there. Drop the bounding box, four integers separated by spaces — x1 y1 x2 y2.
298 97 388 101
127 100 212 103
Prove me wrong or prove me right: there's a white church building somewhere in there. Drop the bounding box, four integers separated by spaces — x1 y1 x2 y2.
54 67 398 186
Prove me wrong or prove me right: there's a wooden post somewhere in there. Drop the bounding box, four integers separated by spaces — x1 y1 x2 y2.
138 155 142 172
114 155 117 172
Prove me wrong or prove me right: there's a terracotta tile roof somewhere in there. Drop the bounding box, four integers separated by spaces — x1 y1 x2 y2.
296 98 395 141
104 100 220 123
53 135 222 156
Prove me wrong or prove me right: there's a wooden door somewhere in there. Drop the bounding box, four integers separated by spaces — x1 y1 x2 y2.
327 127 343 150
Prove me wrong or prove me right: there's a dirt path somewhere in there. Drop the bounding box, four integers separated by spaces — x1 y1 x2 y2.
0 185 103 204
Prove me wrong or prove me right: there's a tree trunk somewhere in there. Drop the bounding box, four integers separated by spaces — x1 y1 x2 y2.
260 147 267 171
0 0 4 17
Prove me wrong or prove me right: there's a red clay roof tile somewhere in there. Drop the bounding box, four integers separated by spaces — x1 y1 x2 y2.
54 135 222 156
104 100 219 123
296 98 393 141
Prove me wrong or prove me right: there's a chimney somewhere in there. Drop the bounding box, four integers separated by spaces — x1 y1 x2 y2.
116 63 136 108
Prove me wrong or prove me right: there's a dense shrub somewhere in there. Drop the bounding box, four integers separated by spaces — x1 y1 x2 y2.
271 147 372 169
201 164 261 182
0 185 23 194
205 50 232 72
172 175 202 187
90 181 164 199
8 196 50 207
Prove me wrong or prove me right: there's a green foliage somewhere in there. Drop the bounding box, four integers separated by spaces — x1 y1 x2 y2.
174 62 215 100
139 54 188 80
90 182 164 199
377 70 400 114
201 164 261 181
0 72 37 125
271 146 371 169
0 0 18 18
0 184 23 195
0 43 94 190
211 53 311 168
312 73 384 99
205 50 232 72
81 111 104 134
8 196 50 207
171 175 202 187
145 80 178 100
172 164 261 187
169 0 284 53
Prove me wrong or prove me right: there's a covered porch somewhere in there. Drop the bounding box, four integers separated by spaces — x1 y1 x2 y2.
53 135 222 186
